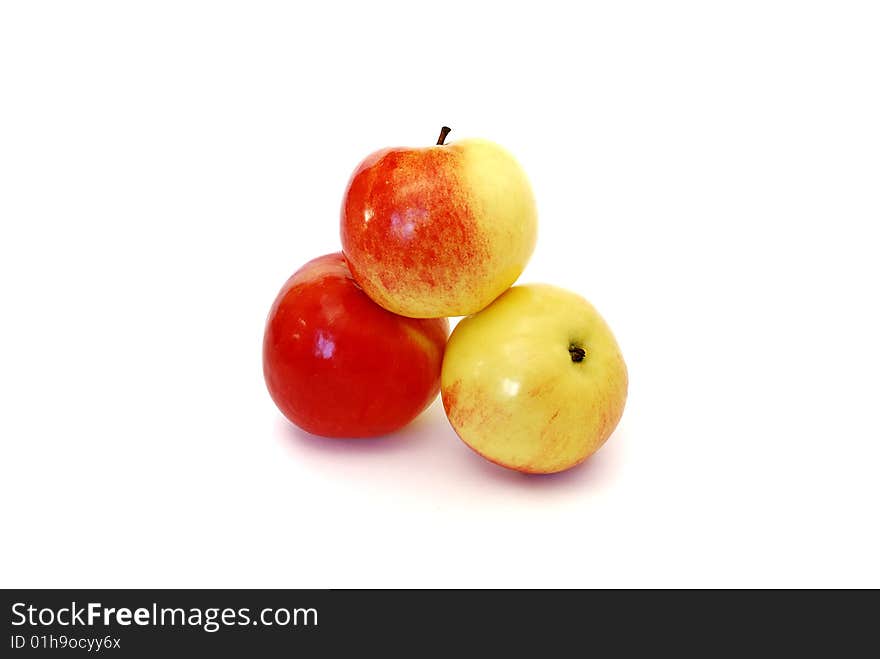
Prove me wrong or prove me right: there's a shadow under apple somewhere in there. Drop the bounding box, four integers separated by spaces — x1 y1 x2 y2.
275 398 625 494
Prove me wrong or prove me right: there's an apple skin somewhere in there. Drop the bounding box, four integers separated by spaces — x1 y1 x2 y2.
441 284 627 474
340 136 537 318
263 252 449 438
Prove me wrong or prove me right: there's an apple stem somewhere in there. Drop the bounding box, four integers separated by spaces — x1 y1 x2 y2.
569 345 586 363
436 126 452 145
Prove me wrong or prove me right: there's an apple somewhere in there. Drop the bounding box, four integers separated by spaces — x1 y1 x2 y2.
340 127 538 318
263 252 449 438
441 284 627 473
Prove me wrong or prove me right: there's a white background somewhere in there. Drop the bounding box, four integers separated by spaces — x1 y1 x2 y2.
2 1 878 588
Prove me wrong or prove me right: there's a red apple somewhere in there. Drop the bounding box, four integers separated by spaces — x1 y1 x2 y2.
341 127 537 318
263 252 449 437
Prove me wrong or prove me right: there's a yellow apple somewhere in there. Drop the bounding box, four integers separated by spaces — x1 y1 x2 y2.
341 128 538 318
441 284 628 474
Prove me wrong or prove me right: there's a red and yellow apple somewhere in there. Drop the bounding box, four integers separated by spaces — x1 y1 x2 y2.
340 128 537 318
441 284 627 474
263 252 449 438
